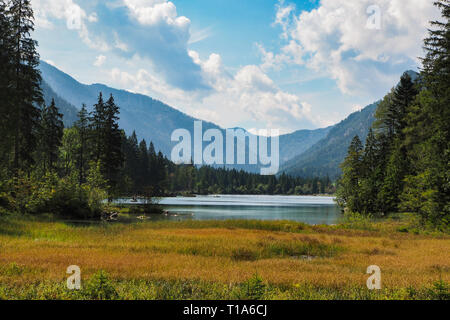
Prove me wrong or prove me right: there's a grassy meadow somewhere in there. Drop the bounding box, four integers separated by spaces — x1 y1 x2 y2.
0 216 448 300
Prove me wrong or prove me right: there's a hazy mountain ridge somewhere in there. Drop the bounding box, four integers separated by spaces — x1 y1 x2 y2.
278 70 419 179
41 79 79 127
39 61 331 171
279 102 379 178
40 61 418 178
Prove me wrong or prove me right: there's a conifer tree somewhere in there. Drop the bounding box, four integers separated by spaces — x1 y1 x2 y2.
40 98 64 171
90 93 106 163
0 0 12 165
74 104 89 185
9 0 43 173
102 94 123 195
401 0 450 228
336 136 364 213
137 139 149 190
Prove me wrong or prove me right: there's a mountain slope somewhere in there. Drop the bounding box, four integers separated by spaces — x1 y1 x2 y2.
41 79 79 127
280 102 379 178
279 127 332 164
39 61 333 170
279 70 420 179
39 61 221 157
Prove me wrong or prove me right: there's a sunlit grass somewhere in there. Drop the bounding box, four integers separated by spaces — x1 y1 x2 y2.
0 217 448 299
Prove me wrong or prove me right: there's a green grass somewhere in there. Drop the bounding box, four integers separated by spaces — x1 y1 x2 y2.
0 273 447 300
0 216 448 300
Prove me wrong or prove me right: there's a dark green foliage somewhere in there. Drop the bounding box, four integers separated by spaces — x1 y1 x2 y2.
89 93 123 196
2 0 43 173
336 1 449 229
335 136 364 213
84 271 118 300
74 104 89 185
39 98 64 171
237 273 266 300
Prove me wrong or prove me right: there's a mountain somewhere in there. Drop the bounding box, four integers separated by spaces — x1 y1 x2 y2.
279 127 332 164
279 102 378 178
39 61 332 172
41 79 79 127
279 70 420 179
39 61 221 157
41 61 415 178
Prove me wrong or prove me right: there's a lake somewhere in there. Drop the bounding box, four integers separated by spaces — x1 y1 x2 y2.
121 195 342 225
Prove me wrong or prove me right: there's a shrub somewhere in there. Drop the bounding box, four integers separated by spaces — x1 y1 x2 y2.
234 273 266 300
3 171 107 219
84 271 118 300
426 280 449 300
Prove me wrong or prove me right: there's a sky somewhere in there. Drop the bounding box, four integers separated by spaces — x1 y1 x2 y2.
32 0 441 134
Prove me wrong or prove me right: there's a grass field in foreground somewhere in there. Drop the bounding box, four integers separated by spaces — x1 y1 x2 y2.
0 217 448 300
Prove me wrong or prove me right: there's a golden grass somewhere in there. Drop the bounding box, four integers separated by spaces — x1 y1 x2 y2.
0 218 449 291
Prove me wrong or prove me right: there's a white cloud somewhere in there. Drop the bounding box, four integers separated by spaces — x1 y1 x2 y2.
32 0 332 132
88 12 98 23
188 26 213 45
106 51 324 133
33 0 109 51
266 0 440 96
94 55 106 67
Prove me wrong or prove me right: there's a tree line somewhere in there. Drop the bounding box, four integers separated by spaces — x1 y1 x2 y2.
336 0 449 230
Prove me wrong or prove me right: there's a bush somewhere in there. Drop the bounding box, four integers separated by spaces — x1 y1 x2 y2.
234 273 266 300
426 280 450 300
84 270 118 300
2 171 107 219
340 212 375 230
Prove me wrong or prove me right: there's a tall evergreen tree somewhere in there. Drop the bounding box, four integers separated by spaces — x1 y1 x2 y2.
336 136 364 213
390 73 418 137
0 0 13 166
102 94 123 195
90 92 106 163
9 0 43 173
74 104 89 185
137 139 149 190
401 0 450 228
40 98 64 171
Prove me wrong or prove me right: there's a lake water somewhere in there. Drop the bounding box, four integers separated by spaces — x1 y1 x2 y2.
122 195 342 225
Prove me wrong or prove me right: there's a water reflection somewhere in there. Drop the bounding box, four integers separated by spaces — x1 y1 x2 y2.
119 195 342 225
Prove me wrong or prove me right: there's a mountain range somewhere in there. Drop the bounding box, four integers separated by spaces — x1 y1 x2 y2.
39 61 414 178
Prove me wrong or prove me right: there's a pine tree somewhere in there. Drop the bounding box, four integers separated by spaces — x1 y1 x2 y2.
336 136 364 213
102 94 123 195
359 129 384 215
90 93 106 163
137 139 149 190
0 0 12 166
122 131 139 192
40 98 64 171
391 73 418 137
74 104 89 185
400 0 450 228
8 0 43 173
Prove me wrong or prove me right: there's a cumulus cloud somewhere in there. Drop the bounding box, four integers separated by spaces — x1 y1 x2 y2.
33 0 109 51
114 0 209 91
94 55 106 67
32 0 209 91
107 52 323 133
265 0 440 96
32 0 327 132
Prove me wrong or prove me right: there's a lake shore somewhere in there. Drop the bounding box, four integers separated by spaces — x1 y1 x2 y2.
116 195 342 225
0 217 448 300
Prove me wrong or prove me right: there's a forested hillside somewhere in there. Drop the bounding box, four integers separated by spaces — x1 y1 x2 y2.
336 0 449 230
280 102 379 178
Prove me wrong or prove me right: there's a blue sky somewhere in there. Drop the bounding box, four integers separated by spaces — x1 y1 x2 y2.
32 0 439 134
